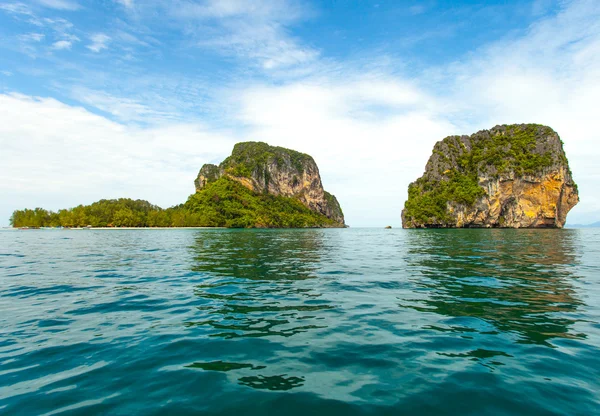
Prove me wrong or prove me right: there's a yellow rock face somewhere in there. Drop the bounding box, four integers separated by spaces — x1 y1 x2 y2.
402 124 579 228
451 167 579 228
229 175 255 192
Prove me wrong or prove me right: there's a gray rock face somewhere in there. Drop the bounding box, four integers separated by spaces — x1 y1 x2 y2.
194 164 222 192
194 142 345 225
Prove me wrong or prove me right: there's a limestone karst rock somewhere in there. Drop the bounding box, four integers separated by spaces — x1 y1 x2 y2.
194 142 345 227
402 124 579 228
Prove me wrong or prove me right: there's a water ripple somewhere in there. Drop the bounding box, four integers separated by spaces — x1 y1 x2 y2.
0 228 599 415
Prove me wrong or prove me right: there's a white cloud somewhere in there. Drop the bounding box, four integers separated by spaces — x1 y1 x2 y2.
531 0 554 16
166 0 318 70
227 76 454 226
18 32 45 42
2 3 78 56
70 87 179 123
15 32 45 56
51 39 72 50
116 0 134 8
201 21 319 70
114 30 148 47
0 93 237 225
35 0 79 10
0 2 33 16
1 70 13 76
87 33 110 52
41 17 74 32
173 0 308 21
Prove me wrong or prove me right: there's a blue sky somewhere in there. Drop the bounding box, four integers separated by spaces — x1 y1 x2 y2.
1 0 599 226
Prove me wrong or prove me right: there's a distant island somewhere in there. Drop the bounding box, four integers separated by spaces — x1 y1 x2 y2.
567 221 600 228
402 124 579 228
10 125 582 230
10 142 345 229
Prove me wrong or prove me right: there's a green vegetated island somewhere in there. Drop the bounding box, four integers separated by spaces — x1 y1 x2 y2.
11 124 580 229
402 124 579 228
10 142 345 228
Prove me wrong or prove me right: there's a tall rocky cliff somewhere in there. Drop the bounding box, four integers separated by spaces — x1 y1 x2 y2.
402 124 579 228
194 142 345 226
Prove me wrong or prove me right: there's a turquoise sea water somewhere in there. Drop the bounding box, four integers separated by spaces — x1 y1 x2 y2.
1 228 599 415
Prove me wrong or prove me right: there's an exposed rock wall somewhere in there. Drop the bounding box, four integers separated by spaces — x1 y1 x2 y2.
194 164 222 192
402 124 579 228
194 142 345 225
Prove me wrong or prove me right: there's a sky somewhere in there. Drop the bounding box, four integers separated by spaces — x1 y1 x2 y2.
0 0 599 227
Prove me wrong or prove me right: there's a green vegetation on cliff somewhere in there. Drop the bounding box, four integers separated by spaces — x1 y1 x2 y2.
323 191 342 215
184 177 338 228
195 141 344 225
221 142 313 179
404 171 485 224
10 178 338 228
454 124 556 176
403 124 565 226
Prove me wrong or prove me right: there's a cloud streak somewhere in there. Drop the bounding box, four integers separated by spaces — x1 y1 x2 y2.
69 87 180 123
87 33 111 52
0 2 34 16
51 39 72 50
116 0 134 8
162 0 319 70
36 0 80 10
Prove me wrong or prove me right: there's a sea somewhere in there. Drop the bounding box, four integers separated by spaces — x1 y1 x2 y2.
1 228 599 415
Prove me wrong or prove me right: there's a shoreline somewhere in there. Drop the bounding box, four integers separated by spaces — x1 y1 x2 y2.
1 227 226 230
2 226 346 230
89 227 226 230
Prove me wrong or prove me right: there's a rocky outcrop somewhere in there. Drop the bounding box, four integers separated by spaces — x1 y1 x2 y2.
402 124 579 228
195 142 345 225
194 164 222 191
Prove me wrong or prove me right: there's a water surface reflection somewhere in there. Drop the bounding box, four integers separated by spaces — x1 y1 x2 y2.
190 229 326 280
1 228 599 415
403 229 584 347
184 230 333 390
